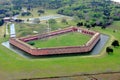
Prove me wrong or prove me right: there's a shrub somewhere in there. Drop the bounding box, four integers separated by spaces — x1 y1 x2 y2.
28 41 35 46
0 19 4 26
106 46 113 54
112 40 119 47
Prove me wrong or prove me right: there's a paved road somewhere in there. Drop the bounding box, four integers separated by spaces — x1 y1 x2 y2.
29 15 71 21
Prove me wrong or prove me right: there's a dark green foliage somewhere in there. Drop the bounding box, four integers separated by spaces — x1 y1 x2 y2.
106 47 113 54
11 0 76 9
13 5 22 10
0 2 20 17
112 40 119 47
1 0 120 29
0 8 20 18
101 26 106 29
21 12 31 16
0 9 7 14
27 6 31 11
12 10 20 16
86 24 91 28
84 22 91 28
0 19 4 26
37 10 45 14
28 41 35 46
113 16 120 21
57 0 118 27
0 14 5 18
5 11 13 17
48 19 57 24
76 22 83 27
61 19 68 24
57 9 74 16
3 34 6 38
15 19 23 23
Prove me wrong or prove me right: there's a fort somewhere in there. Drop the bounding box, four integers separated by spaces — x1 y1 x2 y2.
9 27 100 56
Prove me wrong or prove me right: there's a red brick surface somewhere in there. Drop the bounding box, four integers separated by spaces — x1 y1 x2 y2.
9 27 100 56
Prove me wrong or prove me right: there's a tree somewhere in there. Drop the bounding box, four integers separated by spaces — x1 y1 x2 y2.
3 34 6 38
101 24 106 29
106 47 113 54
21 12 31 16
37 9 45 14
27 6 31 11
76 22 83 27
86 24 91 28
84 23 91 28
0 14 5 18
15 19 23 23
0 19 4 26
28 41 35 46
48 19 57 30
48 19 57 24
112 40 119 47
5 11 13 17
61 18 68 24
73 16 80 22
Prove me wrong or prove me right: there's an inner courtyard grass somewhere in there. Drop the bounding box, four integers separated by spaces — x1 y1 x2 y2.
31 32 91 48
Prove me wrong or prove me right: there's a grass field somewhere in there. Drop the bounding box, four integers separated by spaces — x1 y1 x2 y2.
0 21 120 80
15 23 48 37
15 19 77 37
18 8 57 19
32 32 91 48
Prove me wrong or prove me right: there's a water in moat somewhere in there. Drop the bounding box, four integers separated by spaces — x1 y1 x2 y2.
2 34 109 59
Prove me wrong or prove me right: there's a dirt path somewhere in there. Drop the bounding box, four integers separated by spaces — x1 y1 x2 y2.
27 72 120 80
0 25 5 38
6 23 9 35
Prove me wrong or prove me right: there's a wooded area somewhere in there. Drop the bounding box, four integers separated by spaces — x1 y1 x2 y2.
0 0 120 27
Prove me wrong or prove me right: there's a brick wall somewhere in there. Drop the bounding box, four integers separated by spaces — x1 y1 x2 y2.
9 27 100 56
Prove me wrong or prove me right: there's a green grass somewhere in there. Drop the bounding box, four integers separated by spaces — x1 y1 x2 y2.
0 21 120 79
32 32 91 48
15 23 48 37
15 19 77 37
18 8 57 19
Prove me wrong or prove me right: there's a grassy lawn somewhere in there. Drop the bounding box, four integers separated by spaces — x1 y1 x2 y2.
31 32 91 48
15 19 77 37
15 23 48 37
0 21 120 79
18 8 57 19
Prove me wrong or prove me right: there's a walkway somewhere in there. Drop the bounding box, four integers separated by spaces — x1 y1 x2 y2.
10 24 16 38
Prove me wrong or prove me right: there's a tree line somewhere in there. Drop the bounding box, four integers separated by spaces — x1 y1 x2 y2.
57 0 120 28
11 0 76 9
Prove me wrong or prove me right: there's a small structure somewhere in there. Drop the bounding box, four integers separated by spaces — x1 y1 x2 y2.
3 17 24 23
3 17 13 22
